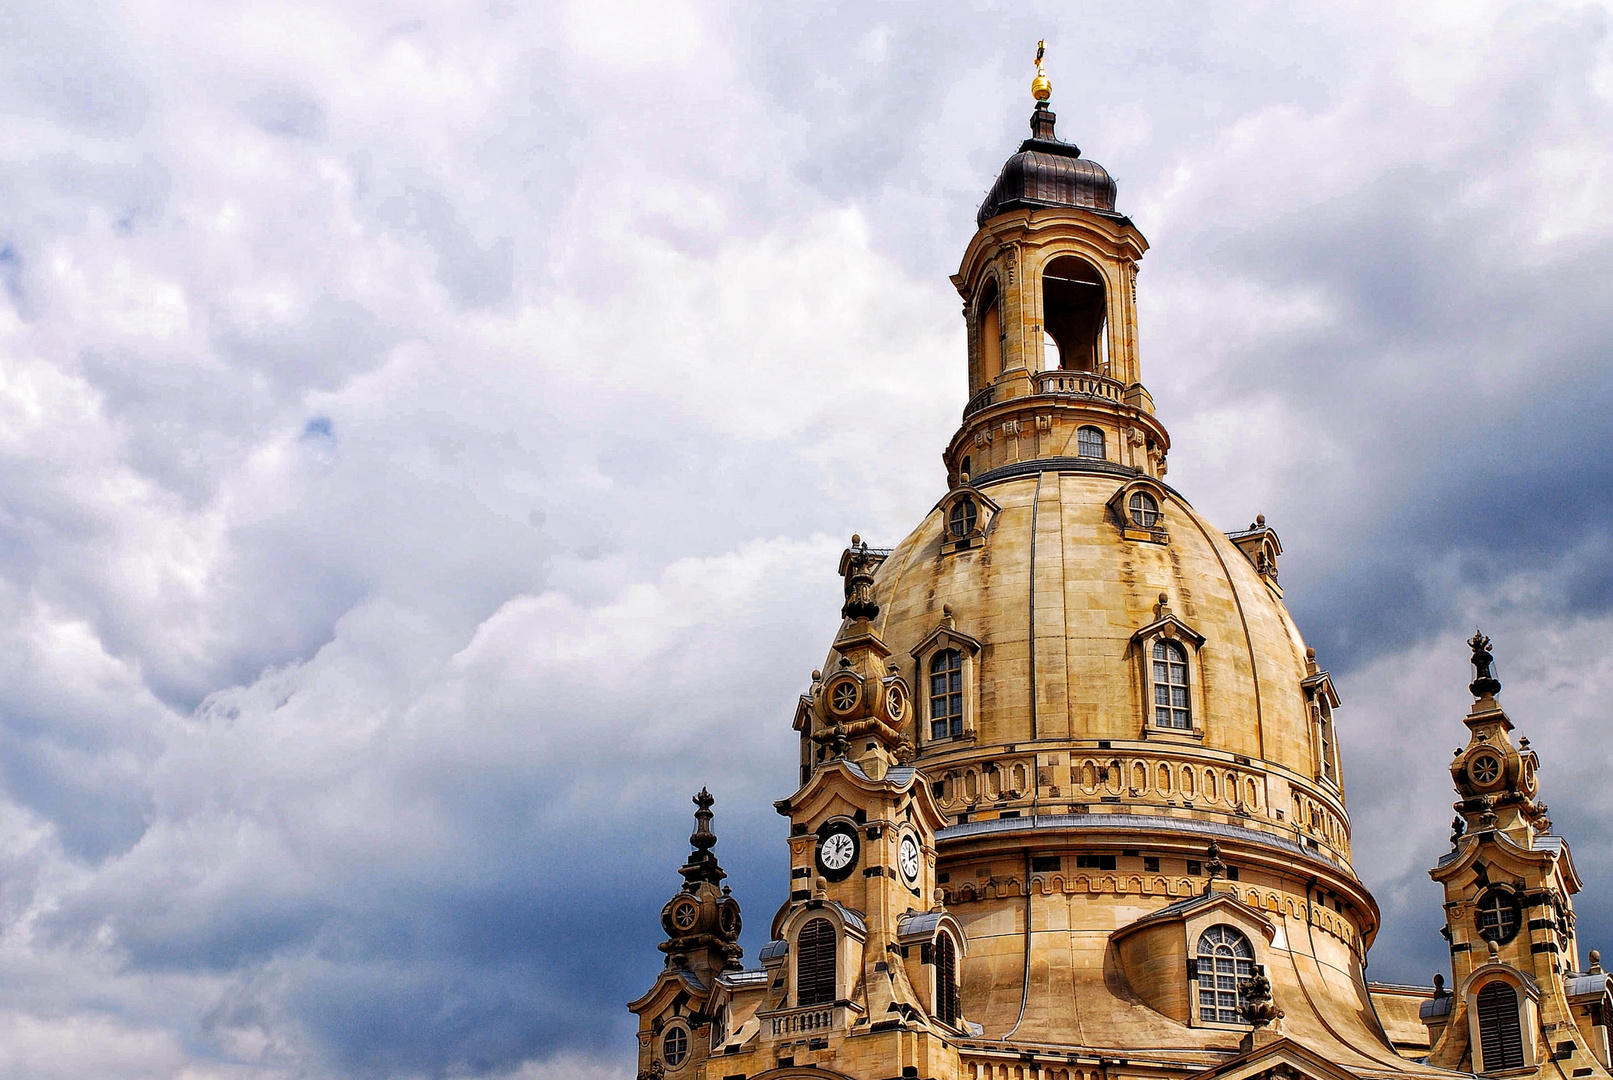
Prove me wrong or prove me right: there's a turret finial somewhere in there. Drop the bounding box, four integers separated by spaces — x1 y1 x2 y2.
1032 40 1051 103
1468 630 1502 699
678 787 727 886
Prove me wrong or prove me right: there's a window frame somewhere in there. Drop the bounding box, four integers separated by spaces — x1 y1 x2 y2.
1132 615 1207 742
1462 969 1540 1074
795 916 838 1007
911 618 982 749
661 1021 691 1070
1077 425 1107 460
1189 924 1257 1028
1151 639 1192 730
928 648 966 741
934 930 961 1028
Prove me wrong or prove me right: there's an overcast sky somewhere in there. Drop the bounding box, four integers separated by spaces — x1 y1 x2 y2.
1 1 1612 1077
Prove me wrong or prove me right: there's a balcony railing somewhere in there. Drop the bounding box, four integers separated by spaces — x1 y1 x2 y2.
768 1003 838 1036
1034 370 1126 401
962 385 995 419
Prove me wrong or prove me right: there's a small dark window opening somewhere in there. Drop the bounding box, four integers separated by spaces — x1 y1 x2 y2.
1477 981 1526 1071
935 933 961 1026
1143 856 1160 872
1075 854 1116 870
960 455 971 479
1077 426 1106 460
797 918 837 1007
1031 856 1062 873
1042 256 1107 373
949 497 978 539
1187 859 1202 876
929 649 965 739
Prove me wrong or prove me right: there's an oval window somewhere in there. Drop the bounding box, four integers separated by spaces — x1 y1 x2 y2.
662 1024 689 1068
1129 491 1160 528
949 497 978 538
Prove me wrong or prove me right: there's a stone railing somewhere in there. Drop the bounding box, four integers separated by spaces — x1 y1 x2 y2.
1033 370 1126 402
924 748 1353 862
962 385 996 419
768 1004 837 1036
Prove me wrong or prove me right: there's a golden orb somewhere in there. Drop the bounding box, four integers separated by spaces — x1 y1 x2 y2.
1032 39 1051 102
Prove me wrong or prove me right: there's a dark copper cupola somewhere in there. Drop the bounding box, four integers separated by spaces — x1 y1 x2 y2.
975 103 1118 226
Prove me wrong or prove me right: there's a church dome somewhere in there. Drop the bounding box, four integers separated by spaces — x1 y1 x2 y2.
976 104 1117 226
847 464 1350 867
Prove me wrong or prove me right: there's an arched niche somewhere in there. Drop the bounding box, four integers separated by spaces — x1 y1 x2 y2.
976 276 1003 386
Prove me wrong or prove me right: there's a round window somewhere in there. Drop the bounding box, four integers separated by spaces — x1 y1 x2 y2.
1129 491 1160 528
1468 752 1502 787
949 498 978 539
829 680 860 714
662 1023 689 1068
886 684 907 721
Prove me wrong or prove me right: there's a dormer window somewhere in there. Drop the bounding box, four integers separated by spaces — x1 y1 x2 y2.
929 650 965 739
1129 492 1159 528
1195 925 1255 1023
1153 640 1191 730
949 498 978 539
1078 425 1106 460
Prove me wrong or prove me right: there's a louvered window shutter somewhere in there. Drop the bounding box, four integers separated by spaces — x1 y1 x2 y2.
935 933 960 1026
796 919 837 1007
1477 981 1526 1071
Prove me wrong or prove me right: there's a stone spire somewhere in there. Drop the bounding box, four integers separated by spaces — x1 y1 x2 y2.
679 787 726 887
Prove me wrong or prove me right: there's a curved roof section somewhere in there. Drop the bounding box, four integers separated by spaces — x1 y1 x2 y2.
976 105 1117 226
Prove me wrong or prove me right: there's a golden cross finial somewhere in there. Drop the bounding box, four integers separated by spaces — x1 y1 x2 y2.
1032 39 1052 104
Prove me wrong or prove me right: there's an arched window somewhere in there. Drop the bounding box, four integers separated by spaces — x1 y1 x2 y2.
960 455 971 479
797 918 837 1007
1042 256 1107 373
662 1023 689 1068
930 650 965 739
1196 925 1254 1023
935 932 960 1026
1152 640 1191 730
1315 699 1336 784
949 497 978 539
1477 981 1526 1071
1077 426 1106 460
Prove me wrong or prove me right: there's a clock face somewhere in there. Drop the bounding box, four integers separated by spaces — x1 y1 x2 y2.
898 835 920 883
821 832 856 870
672 900 698 931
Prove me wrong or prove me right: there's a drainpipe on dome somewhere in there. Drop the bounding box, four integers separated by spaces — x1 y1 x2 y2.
1001 848 1034 1041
